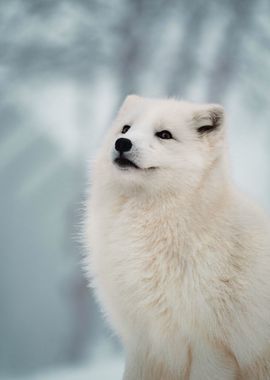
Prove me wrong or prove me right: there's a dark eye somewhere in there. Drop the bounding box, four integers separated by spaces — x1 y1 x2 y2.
156 130 173 140
121 125 131 134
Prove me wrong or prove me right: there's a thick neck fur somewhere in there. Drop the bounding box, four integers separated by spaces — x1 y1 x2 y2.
102 154 232 236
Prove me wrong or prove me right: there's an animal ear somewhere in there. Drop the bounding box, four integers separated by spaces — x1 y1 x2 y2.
118 94 143 114
195 104 225 136
112 95 143 132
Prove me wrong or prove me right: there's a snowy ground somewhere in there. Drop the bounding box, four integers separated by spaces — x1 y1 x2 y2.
3 356 124 380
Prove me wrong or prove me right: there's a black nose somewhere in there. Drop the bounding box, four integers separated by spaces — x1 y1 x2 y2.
115 138 132 153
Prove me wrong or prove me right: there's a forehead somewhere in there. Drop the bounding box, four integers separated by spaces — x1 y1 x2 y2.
125 99 197 129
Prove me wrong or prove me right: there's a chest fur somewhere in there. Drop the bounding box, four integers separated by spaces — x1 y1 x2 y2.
92 198 235 339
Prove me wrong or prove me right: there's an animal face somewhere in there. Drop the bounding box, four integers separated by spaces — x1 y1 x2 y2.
97 95 225 194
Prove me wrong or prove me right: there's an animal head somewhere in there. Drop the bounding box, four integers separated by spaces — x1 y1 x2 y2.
95 95 227 196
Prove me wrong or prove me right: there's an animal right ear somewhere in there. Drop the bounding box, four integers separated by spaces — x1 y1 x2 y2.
118 94 142 114
113 95 143 132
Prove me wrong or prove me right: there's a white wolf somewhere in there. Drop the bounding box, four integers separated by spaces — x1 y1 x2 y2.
84 95 270 380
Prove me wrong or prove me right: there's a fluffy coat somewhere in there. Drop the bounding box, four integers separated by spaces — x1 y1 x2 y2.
84 95 270 379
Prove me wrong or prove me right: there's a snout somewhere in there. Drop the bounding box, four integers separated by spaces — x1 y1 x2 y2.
113 138 139 169
113 137 157 171
115 138 132 154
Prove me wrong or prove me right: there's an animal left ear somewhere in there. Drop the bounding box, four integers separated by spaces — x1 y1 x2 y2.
195 104 225 136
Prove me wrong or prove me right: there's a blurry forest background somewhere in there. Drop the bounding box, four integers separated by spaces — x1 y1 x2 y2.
0 0 270 379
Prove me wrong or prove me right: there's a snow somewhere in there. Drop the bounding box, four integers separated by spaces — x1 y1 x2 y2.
2 357 124 380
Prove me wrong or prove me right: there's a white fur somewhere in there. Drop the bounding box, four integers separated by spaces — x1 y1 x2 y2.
84 95 270 379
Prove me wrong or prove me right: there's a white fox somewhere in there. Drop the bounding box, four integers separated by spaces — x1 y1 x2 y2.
85 95 270 379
